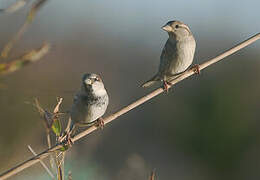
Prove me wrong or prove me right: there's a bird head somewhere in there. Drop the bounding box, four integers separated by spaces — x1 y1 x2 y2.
162 20 192 38
82 73 106 96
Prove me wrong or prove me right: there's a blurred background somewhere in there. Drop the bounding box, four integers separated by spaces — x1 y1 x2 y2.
0 0 260 179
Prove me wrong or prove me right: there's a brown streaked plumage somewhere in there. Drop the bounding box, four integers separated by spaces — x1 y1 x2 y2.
141 20 196 89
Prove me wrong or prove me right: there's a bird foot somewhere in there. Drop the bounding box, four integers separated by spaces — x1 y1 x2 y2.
61 131 74 148
163 80 172 93
95 118 105 129
192 64 200 74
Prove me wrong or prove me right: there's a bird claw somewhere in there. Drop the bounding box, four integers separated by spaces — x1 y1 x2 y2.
95 118 105 129
192 64 200 74
66 134 74 147
60 131 74 148
163 80 172 93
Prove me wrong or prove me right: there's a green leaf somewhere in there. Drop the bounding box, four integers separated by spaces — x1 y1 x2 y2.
59 145 69 151
51 118 61 137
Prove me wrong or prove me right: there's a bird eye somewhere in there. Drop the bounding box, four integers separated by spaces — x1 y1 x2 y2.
175 24 179 29
95 77 100 81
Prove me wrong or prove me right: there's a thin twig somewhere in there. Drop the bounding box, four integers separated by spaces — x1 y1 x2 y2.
68 171 72 180
54 98 63 114
46 119 56 175
0 0 49 58
1 18 29 58
0 33 259 180
0 43 50 75
53 97 65 180
56 152 65 180
149 169 156 180
0 0 29 14
27 145 55 179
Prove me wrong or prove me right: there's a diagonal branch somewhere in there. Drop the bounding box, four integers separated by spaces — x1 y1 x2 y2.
0 33 259 180
72 33 260 142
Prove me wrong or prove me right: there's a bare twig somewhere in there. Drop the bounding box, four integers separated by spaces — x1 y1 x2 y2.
0 0 49 58
1 19 29 58
0 0 29 14
0 33 259 180
27 0 49 22
149 169 156 180
27 145 55 179
68 171 72 180
35 97 65 178
52 97 65 180
34 98 52 148
0 43 50 75
56 152 65 180
54 98 63 114
47 132 57 174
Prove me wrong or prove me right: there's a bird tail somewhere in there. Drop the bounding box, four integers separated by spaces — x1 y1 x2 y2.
141 75 160 88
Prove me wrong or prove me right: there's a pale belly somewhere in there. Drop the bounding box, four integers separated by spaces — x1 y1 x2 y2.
168 39 196 75
85 103 107 123
83 95 109 123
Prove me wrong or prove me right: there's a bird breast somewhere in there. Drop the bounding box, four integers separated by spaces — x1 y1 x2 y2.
86 94 109 122
168 35 196 74
71 92 109 124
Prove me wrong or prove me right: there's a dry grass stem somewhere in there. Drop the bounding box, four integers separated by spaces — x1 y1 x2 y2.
149 169 156 180
54 98 63 114
68 171 72 180
34 97 65 179
0 0 49 58
0 33 259 180
1 20 29 58
0 43 50 75
27 145 55 179
0 0 28 14
28 0 49 22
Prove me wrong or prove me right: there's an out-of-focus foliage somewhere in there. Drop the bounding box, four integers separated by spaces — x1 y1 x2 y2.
0 0 260 180
0 0 28 14
0 43 50 75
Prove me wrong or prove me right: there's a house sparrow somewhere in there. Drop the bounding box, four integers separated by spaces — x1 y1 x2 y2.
68 73 109 136
141 20 197 91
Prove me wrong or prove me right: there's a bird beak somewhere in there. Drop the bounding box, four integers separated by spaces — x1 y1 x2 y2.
162 25 172 32
85 79 93 85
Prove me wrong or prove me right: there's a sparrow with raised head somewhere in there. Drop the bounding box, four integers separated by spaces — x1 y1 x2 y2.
67 73 109 137
141 20 197 91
